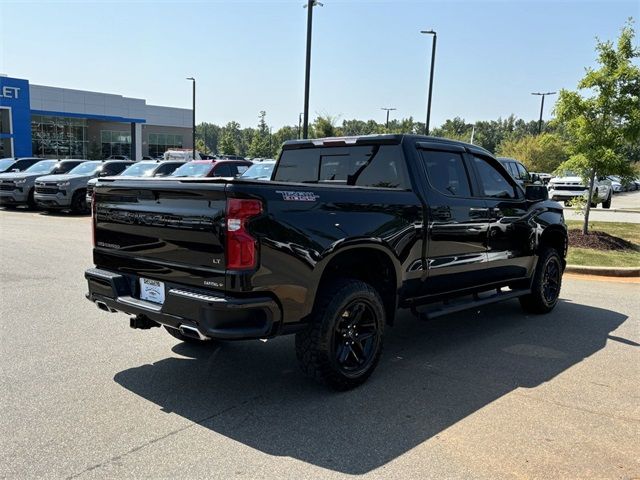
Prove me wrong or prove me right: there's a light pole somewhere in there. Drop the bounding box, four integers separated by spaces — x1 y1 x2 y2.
302 0 323 139
186 77 196 159
531 91 556 134
381 107 396 130
298 112 304 139
421 30 437 135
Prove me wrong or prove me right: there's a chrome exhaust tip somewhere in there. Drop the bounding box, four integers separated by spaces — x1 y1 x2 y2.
95 300 116 313
178 324 210 341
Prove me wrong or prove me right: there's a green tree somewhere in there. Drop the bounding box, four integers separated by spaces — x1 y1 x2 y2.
312 114 340 138
497 133 569 172
218 121 241 155
196 122 220 154
248 111 272 158
554 19 639 234
271 125 299 158
195 138 211 155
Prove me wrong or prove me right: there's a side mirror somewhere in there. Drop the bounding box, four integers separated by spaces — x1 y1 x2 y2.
525 185 548 202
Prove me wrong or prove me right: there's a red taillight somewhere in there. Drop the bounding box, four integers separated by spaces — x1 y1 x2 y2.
226 198 262 270
91 189 96 247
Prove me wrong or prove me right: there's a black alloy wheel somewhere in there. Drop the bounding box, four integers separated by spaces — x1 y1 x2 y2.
333 300 380 376
519 247 563 314
541 256 561 305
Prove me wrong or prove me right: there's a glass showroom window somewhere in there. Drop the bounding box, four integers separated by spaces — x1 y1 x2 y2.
148 133 183 158
31 115 88 159
101 130 132 158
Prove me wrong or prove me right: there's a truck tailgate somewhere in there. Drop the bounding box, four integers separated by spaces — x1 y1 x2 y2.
93 179 227 290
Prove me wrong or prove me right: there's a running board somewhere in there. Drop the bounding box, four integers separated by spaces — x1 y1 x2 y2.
414 288 530 320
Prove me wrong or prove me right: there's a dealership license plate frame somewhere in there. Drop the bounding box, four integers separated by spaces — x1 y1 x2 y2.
139 277 165 305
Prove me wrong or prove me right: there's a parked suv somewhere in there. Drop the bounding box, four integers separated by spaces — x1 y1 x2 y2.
548 172 612 208
497 157 539 187
86 160 186 207
0 159 86 208
35 160 133 213
86 135 567 390
0 157 43 174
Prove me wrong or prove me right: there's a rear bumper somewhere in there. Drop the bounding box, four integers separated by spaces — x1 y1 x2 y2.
85 267 282 340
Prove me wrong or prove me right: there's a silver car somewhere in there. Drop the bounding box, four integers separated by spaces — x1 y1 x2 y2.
86 160 186 207
34 160 132 213
0 159 86 209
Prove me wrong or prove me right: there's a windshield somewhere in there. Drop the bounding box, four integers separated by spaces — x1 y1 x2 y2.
0 158 16 171
170 162 213 177
555 170 577 177
67 161 102 175
241 162 275 179
24 160 57 174
121 162 157 177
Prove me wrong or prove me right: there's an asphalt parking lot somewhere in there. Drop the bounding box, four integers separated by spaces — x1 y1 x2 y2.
563 190 640 223
1 209 638 479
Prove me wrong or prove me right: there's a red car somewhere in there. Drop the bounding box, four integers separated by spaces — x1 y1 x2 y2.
170 159 252 178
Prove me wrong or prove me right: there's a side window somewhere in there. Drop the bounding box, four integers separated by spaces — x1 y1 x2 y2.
213 164 232 177
472 156 518 199
504 162 517 178
154 163 175 176
57 162 79 174
419 150 472 197
235 164 249 176
516 162 529 181
105 163 128 175
274 145 409 189
15 159 35 170
354 146 410 189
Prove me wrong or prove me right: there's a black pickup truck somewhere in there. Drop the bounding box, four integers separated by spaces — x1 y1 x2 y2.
85 134 567 390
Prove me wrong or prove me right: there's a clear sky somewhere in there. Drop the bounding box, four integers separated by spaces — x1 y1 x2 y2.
1 0 637 129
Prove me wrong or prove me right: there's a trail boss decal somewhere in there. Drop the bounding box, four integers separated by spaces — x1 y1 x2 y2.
276 190 319 202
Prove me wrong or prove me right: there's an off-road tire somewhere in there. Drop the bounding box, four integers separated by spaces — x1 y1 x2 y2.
164 326 216 345
295 279 385 391
27 188 37 209
70 190 87 214
520 248 563 314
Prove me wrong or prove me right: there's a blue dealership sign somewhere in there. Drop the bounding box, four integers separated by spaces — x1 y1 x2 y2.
0 76 32 157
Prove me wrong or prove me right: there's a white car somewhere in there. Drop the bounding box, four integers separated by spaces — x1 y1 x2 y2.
548 173 612 209
606 176 624 193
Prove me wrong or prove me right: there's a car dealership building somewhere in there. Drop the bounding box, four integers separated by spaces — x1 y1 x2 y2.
0 75 193 160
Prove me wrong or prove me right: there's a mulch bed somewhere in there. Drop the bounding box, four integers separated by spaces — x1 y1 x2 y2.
568 229 638 251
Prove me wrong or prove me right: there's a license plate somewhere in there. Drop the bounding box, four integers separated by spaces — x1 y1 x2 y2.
139 278 165 305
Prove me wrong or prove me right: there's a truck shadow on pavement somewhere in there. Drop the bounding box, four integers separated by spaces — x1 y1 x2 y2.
114 299 627 474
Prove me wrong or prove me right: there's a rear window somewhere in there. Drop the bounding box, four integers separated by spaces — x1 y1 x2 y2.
274 145 409 189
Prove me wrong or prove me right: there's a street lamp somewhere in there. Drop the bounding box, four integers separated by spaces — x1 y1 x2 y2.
186 77 196 159
531 91 556 134
421 30 437 135
302 0 323 139
298 112 304 139
381 107 397 129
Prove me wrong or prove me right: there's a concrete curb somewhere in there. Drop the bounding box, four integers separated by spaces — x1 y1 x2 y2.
565 265 640 277
562 208 640 214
